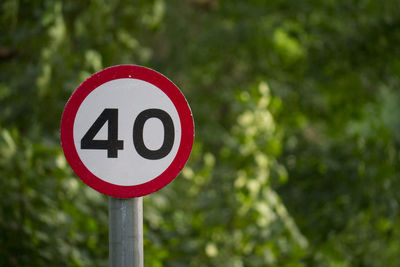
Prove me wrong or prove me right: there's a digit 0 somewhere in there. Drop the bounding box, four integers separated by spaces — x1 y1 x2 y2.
133 109 174 160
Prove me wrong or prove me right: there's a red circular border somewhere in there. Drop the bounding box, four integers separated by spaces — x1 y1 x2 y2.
60 65 194 198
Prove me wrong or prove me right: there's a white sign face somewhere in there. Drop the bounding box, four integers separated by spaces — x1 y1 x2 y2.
61 65 194 198
73 78 181 186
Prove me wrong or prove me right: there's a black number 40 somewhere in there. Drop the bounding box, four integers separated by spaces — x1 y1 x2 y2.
81 108 175 160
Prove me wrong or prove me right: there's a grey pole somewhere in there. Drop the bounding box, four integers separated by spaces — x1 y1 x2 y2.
109 197 143 267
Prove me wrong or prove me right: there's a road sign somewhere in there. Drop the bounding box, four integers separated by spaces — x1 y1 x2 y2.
61 65 194 198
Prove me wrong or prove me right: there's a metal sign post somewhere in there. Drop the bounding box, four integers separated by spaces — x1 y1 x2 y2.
109 197 143 267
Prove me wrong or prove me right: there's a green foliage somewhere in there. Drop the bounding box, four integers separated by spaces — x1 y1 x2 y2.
1 0 400 266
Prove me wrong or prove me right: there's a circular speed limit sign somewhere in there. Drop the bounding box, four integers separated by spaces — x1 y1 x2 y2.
61 65 194 198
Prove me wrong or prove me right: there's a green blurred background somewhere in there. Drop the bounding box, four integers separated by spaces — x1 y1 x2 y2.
1 0 400 266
